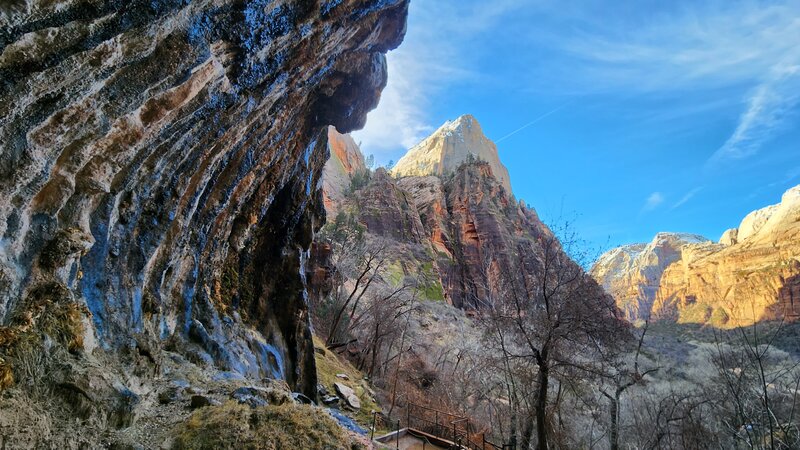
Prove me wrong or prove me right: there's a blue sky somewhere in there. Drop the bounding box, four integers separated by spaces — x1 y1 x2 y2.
352 0 800 251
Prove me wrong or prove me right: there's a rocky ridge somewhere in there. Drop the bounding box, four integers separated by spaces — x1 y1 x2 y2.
322 126 367 215
592 185 800 327
320 115 585 311
591 233 711 322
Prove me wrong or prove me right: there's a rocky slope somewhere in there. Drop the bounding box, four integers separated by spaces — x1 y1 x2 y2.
322 116 555 310
391 114 513 194
0 0 408 447
314 117 621 444
593 185 800 327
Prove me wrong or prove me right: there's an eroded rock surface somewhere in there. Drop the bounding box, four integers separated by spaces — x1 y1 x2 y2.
320 116 563 311
322 126 367 215
0 0 409 435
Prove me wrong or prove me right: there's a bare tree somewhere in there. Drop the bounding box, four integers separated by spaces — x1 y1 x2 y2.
314 211 388 347
482 220 628 449
600 321 660 450
710 315 800 449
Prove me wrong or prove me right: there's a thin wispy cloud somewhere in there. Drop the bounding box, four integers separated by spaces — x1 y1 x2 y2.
709 62 800 164
672 187 703 210
351 53 435 155
496 101 572 143
523 1 800 164
548 3 800 92
643 192 664 212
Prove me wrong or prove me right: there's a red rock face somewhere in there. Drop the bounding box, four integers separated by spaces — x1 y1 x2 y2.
355 169 427 243
377 161 554 310
318 133 610 316
323 126 367 214
0 0 409 396
328 127 367 176
428 163 552 309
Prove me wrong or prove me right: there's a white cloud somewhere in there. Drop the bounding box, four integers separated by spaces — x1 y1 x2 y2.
350 53 434 157
643 192 664 211
357 1 800 165
351 0 524 161
671 187 703 209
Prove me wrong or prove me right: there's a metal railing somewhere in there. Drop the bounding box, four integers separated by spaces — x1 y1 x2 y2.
403 403 516 450
370 405 516 450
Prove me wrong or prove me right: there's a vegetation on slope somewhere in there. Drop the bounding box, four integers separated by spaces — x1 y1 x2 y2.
173 401 361 450
313 335 380 428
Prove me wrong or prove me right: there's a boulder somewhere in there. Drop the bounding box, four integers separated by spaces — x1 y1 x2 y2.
230 386 292 408
190 395 218 410
334 383 361 409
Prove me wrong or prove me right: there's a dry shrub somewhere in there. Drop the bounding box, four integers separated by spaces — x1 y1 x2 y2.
0 282 88 391
0 357 13 390
173 401 362 450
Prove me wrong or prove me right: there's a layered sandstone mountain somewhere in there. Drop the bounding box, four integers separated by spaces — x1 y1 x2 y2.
591 233 711 322
413 162 552 309
319 116 591 311
593 185 800 327
0 1 408 445
391 114 513 194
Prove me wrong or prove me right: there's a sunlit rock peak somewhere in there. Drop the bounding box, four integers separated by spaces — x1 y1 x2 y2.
390 114 513 194
593 184 800 327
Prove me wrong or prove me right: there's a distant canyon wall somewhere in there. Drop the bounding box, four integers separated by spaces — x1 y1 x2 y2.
592 186 800 327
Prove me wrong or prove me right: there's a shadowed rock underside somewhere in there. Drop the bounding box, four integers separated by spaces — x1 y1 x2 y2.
0 0 409 401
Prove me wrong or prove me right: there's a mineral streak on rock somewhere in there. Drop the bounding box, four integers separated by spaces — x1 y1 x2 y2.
0 0 409 397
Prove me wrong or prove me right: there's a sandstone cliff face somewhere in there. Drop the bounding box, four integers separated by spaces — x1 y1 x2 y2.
319 116 569 311
356 168 427 243
324 158 553 310
0 0 409 402
652 185 800 327
391 114 513 194
591 233 710 322
426 162 551 309
594 185 800 327
322 126 367 215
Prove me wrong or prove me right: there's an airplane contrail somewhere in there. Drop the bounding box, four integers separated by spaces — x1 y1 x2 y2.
496 101 572 143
